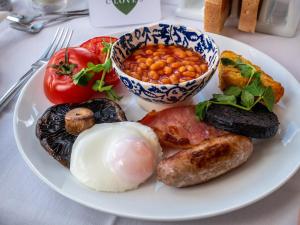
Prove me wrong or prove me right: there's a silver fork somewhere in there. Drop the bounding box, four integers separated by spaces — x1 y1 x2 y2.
0 27 73 112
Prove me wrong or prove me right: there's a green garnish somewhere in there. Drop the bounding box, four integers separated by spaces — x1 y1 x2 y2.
196 57 275 120
51 48 77 75
223 86 242 96
72 41 122 101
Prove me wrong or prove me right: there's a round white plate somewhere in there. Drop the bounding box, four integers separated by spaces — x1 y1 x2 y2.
13 34 300 221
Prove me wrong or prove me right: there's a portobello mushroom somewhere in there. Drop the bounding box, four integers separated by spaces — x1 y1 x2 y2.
36 98 127 167
204 104 279 138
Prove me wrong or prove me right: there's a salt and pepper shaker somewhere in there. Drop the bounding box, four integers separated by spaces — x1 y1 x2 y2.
256 0 300 37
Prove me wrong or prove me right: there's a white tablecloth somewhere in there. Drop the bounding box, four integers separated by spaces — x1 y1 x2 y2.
1 1 300 225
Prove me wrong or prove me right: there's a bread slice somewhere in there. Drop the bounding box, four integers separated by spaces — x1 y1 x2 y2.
204 0 231 34
218 50 284 103
238 0 260 32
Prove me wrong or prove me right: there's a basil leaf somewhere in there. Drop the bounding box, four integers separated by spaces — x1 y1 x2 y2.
195 101 210 120
235 63 254 78
213 94 236 104
253 71 261 79
99 85 113 92
224 86 242 97
262 87 275 111
236 58 243 64
102 42 112 53
245 78 265 96
103 58 112 72
92 79 104 91
106 88 123 101
221 58 236 66
241 90 254 108
87 62 95 68
73 70 87 86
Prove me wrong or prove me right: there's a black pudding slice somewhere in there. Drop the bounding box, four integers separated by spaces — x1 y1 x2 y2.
204 104 279 138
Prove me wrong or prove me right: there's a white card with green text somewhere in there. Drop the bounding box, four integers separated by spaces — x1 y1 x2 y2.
89 0 162 27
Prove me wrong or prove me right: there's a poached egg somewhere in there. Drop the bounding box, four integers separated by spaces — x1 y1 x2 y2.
70 122 162 192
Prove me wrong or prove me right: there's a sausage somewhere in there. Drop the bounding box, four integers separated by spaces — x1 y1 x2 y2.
157 134 253 187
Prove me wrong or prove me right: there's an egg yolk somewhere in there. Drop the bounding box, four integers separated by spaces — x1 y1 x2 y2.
107 137 156 185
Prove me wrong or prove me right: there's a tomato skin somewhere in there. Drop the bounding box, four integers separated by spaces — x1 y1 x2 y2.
44 47 100 104
80 36 120 86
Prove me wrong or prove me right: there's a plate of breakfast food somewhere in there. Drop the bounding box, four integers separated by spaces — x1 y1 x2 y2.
13 23 300 221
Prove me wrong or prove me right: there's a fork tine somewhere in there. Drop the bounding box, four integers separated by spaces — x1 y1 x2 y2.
62 28 73 49
55 27 69 51
40 27 62 59
44 27 66 60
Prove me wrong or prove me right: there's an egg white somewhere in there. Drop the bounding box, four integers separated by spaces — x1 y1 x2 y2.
70 122 162 192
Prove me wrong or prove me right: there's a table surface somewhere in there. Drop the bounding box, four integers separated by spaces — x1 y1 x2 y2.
1 1 300 225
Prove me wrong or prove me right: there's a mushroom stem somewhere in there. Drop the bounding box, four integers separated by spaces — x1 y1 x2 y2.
65 108 95 135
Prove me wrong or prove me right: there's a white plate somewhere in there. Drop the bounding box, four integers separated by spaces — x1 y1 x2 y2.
13 34 300 221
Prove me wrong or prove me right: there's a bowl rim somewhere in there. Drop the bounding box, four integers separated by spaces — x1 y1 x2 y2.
111 23 220 88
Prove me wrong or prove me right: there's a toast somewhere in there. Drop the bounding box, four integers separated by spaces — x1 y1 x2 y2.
204 0 231 33
238 0 261 32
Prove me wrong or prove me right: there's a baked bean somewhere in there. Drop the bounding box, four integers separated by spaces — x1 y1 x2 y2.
178 66 186 73
158 60 166 67
136 67 143 74
157 48 166 53
131 72 141 80
182 60 192 65
137 58 146 63
187 65 195 72
153 52 162 56
140 63 148 69
164 66 172 75
188 56 199 62
146 50 153 54
161 77 171 84
149 71 159 80
200 64 208 72
158 70 164 76
153 56 160 61
182 71 196 78
194 65 202 73
142 76 150 82
169 75 179 84
171 62 181 68
133 49 143 55
150 62 163 70
186 50 193 57
180 77 192 82
175 50 186 58
122 44 208 84
166 56 175 63
146 58 154 66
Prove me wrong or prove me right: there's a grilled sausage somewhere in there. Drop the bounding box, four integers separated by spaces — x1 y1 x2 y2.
157 134 253 187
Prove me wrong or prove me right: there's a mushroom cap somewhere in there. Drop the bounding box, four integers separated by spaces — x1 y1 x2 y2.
36 98 127 167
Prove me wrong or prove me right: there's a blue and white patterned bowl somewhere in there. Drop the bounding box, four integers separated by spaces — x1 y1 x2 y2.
111 23 220 104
